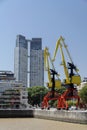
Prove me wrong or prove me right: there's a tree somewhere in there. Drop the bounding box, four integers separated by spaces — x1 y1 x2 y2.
27 86 48 106
79 85 87 104
27 86 67 107
56 86 66 95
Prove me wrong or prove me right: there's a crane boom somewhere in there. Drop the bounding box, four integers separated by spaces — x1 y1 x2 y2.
44 47 51 83
52 36 64 62
44 47 61 88
59 43 70 83
63 40 73 64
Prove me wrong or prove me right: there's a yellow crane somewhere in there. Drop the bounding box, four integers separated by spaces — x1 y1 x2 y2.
42 36 81 110
51 36 81 109
44 47 61 89
41 47 61 109
52 36 81 86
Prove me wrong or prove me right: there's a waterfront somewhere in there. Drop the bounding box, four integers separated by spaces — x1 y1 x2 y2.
0 118 87 130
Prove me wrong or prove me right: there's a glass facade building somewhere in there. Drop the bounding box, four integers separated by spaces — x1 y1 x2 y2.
30 38 44 87
14 35 44 87
14 35 28 87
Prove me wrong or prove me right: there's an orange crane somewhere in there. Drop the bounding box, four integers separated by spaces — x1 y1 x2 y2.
52 36 81 110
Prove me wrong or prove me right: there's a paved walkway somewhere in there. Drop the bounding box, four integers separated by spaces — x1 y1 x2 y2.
0 118 87 130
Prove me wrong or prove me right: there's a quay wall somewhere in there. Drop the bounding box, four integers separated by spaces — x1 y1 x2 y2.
0 109 87 124
0 110 33 118
34 109 87 124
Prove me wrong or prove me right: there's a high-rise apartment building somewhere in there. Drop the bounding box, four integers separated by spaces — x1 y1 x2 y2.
14 35 44 87
14 35 28 87
30 38 44 87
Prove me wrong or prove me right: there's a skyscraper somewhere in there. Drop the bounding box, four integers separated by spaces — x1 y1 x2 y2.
14 35 28 87
14 35 44 87
30 38 44 87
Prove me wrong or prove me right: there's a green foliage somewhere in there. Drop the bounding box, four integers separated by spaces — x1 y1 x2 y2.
67 100 77 107
49 100 58 108
79 85 87 104
27 85 67 107
53 100 58 107
27 86 48 106
55 86 66 95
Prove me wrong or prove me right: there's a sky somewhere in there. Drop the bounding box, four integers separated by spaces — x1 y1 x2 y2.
0 0 87 82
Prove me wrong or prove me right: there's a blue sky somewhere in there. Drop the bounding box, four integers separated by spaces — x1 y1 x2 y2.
0 0 87 81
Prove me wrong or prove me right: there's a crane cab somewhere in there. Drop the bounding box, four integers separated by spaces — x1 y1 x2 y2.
71 75 81 85
47 79 61 89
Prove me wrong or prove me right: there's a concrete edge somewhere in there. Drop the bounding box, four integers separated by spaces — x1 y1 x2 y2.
0 109 87 124
33 109 87 124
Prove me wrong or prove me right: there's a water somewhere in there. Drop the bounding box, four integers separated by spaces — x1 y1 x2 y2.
0 118 86 130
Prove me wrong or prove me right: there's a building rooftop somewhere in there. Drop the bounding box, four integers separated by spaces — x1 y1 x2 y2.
0 71 15 80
